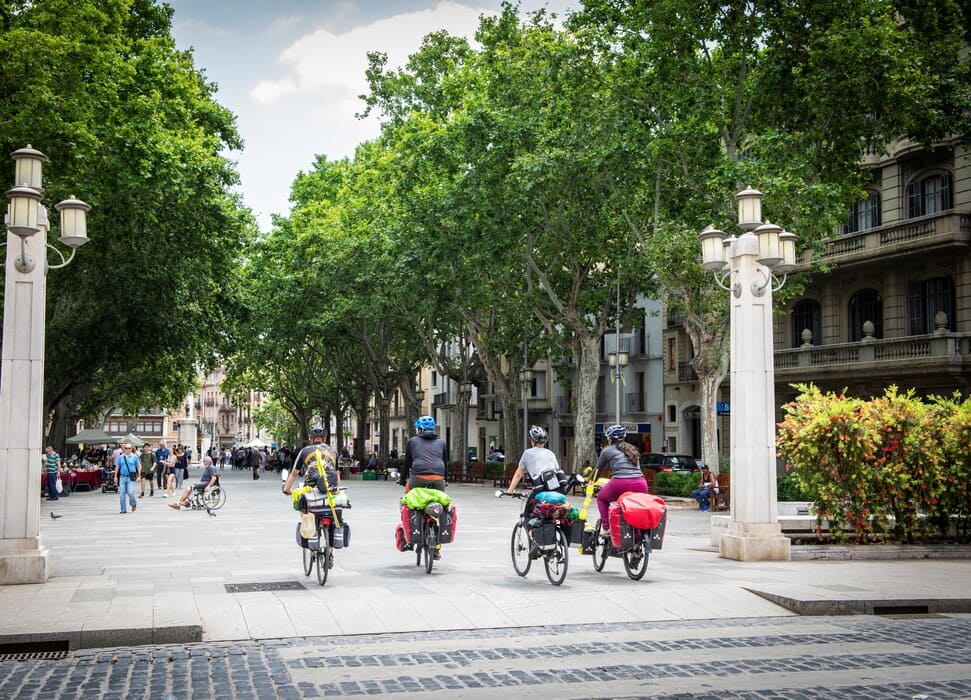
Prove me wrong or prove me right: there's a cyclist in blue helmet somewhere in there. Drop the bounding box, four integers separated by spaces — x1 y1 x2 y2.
595 424 648 532
401 415 449 492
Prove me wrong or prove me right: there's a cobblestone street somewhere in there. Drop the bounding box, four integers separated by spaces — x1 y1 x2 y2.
4 614 971 698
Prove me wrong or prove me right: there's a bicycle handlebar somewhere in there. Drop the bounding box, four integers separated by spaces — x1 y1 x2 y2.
495 490 528 499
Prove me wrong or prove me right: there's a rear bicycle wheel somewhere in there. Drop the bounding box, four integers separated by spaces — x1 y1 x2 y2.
623 533 649 581
204 486 226 510
544 527 568 586
302 545 313 576
510 522 532 577
423 525 437 574
316 542 330 585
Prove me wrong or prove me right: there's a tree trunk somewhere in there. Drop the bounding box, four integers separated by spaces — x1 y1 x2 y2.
572 333 601 471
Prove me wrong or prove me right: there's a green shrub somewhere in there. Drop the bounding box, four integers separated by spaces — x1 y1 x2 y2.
652 471 696 497
777 470 806 501
484 461 504 480
777 384 970 544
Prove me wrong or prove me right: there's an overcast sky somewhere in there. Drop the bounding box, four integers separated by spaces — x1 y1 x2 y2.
165 0 577 230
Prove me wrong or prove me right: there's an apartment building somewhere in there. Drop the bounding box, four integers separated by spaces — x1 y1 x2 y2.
665 137 971 462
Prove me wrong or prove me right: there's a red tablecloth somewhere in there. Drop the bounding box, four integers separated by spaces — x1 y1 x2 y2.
41 470 103 491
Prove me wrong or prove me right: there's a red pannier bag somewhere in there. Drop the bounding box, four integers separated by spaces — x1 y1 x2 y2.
617 492 667 530
608 502 624 549
439 504 457 543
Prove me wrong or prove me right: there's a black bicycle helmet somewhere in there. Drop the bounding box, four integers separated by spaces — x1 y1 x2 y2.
528 425 548 444
605 424 626 442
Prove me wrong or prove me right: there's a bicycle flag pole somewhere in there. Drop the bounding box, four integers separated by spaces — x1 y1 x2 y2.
314 449 341 529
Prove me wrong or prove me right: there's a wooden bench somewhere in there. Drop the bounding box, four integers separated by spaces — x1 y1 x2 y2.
710 473 730 511
493 463 517 488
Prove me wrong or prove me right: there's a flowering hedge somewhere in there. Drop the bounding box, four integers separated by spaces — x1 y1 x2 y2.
777 384 971 544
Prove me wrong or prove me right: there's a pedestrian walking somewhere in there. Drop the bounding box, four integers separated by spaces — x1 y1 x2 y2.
155 442 170 491
43 446 61 501
139 444 155 497
115 443 140 513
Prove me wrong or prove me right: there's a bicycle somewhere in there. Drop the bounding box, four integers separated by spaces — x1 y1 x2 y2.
578 470 667 580
397 499 456 574
497 487 578 586
300 503 347 585
186 482 226 517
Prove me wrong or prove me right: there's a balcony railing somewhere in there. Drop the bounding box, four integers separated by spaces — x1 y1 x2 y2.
807 211 970 268
775 332 971 372
678 362 698 382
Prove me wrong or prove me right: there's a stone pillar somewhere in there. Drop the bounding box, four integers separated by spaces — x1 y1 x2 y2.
178 419 199 461
719 232 791 562
0 230 50 583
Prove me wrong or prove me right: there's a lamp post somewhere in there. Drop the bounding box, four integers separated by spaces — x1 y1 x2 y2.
459 380 473 477
0 145 91 584
698 186 796 562
608 274 629 427
518 367 533 451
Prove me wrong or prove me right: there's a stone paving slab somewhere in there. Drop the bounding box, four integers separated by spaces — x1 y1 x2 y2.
2 614 971 698
1 469 970 651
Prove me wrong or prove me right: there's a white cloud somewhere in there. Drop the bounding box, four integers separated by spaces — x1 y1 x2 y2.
250 1 488 106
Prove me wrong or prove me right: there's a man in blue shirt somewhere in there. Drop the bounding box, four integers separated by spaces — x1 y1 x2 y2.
154 442 170 491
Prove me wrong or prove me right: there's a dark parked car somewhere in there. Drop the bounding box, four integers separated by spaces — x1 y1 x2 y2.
640 453 703 472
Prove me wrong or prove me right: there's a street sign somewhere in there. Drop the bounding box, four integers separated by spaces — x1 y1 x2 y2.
717 402 730 416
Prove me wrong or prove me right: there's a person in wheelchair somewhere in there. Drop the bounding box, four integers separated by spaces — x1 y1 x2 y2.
168 455 219 510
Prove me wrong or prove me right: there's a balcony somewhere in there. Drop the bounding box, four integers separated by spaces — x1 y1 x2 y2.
806 211 970 268
775 332 971 387
678 362 698 382
624 392 646 413
204 398 216 407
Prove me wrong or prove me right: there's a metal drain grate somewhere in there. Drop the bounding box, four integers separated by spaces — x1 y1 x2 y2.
0 640 70 662
874 604 931 616
225 581 306 593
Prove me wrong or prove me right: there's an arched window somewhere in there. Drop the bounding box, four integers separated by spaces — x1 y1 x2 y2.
791 299 822 348
907 172 953 218
843 190 881 234
848 289 883 341
908 276 955 334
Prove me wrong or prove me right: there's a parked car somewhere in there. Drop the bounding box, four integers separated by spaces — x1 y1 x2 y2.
640 453 702 472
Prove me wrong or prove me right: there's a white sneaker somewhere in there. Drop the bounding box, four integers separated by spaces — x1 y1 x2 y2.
162 494 167 498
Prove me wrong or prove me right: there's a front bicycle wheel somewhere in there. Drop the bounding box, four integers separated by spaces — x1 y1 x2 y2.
316 542 330 585
623 534 649 581
544 527 568 586
302 545 313 576
593 519 609 572
510 522 532 577
204 487 226 510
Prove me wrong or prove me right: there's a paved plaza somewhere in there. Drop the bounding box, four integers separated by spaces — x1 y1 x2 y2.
1 469 971 697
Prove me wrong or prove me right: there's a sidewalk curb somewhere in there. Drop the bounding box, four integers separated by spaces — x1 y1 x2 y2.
0 624 202 652
746 588 971 616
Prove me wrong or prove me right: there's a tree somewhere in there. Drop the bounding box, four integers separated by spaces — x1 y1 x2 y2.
569 0 971 470
0 0 252 450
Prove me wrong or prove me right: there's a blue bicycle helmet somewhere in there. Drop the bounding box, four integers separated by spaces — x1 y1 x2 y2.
605 424 626 442
414 415 436 432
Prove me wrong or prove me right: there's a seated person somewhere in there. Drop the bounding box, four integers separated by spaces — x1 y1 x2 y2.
168 455 219 510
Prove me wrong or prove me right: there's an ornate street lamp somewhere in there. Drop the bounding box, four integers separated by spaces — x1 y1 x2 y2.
697 186 795 562
519 367 533 450
0 145 91 584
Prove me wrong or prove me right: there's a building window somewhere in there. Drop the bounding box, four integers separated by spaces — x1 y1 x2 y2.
666 337 676 371
848 289 883 341
907 172 952 218
843 190 881 234
791 299 822 347
530 371 547 399
667 405 677 423
431 371 438 387
909 276 955 334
